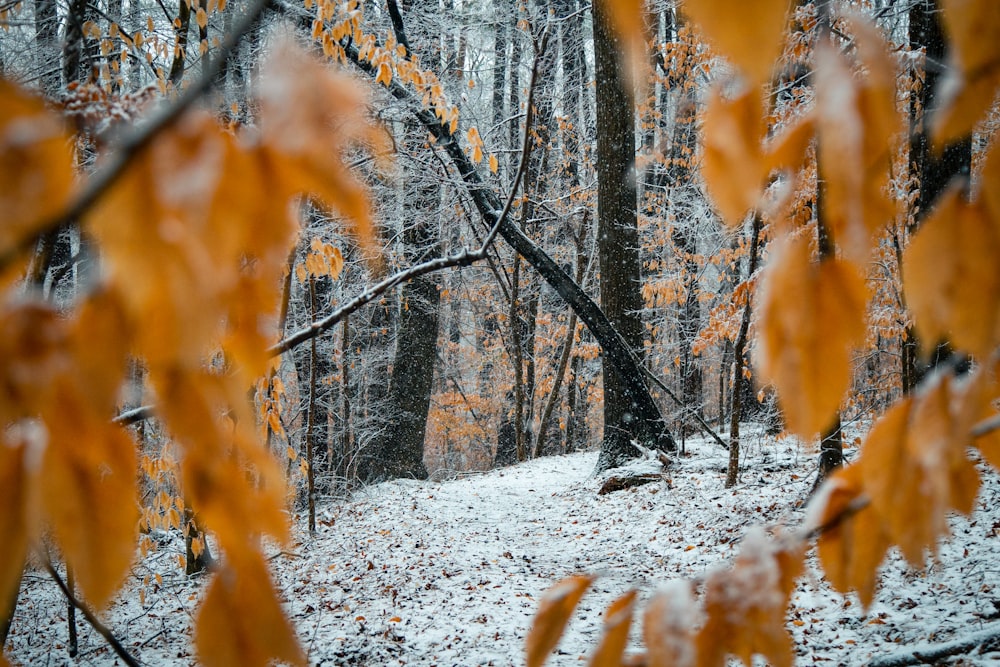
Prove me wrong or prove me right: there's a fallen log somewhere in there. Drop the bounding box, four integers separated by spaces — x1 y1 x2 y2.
868 622 1000 667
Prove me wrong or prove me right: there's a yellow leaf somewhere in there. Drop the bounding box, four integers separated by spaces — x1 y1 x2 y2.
696 528 803 667
195 552 305 667
472 143 484 164
755 234 869 437
701 87 766 226
857 376 979 568
763 111 815 177
0 435 35 620
526 574 594 667
902 186 1000 358
683 0 791 85
0 79 75 259
42 419 138 609
375 61 392 87
588 590 636 667
810 464 889 608
643 582 696 667
933 0 1000 145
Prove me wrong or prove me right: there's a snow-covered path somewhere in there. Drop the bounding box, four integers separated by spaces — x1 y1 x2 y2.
6 434 1000 665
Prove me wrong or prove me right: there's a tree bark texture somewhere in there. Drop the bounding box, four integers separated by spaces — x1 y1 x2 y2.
593 0 673 471
726 215 762 488
903 0 973 393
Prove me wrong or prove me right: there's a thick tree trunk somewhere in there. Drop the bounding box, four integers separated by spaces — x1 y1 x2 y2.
34 0 60 96
593 0 671 471
374 261 439 480
903 0 973 393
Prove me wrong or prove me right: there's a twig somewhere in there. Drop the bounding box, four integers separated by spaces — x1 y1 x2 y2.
972 413 1000 439
0 0 273 272
42 558 141 667
113 404 156 426
640 366 730 451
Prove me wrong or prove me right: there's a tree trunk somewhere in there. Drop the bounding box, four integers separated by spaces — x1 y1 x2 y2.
373 244 439 481
168 0 192 86
34 0 60 96
593 0 670 471
902 0 973 393
726 215 763 488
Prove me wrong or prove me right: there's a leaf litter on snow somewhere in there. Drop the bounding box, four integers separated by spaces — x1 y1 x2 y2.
4 424 1000 665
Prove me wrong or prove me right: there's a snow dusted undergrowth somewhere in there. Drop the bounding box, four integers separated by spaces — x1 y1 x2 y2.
6 427 1000 666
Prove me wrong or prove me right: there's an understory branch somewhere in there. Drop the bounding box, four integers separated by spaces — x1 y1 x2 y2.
42 558 141 667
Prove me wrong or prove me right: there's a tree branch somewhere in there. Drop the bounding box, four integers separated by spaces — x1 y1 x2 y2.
267 5 546 357
41 558 141 667
0 0 272 272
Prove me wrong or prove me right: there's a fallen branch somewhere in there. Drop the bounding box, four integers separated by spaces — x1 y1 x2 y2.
868 622 1000 667
598 474 662 495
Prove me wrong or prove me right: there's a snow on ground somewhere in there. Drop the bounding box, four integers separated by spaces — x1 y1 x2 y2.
6 428 1000 665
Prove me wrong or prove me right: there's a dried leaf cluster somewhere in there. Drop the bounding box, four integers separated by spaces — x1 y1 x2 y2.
0 30 383 666
527 0 1000 665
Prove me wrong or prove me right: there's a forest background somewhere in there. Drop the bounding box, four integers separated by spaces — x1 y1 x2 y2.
3 0 1000 664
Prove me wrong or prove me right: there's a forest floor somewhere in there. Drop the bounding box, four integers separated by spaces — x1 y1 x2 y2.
5 425 1000 666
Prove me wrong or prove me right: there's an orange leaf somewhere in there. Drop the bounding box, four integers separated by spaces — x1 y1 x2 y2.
933 0 1000 145
683 0 791 85
42 418 138 609
902 185 1000 359
857 376 979 568
0 434 35 619
259 35 384 266
810 464 889 608
701 87 766 226
0 79 75 258
755 234 869 437
375 61 393 87
763 110 816 177
643 582 696 667
965 363 1000 470
489 153 499 174
157 371 290 554
526 574 594 667
589 589 637 667
695 529 803 667
195 552 305 667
